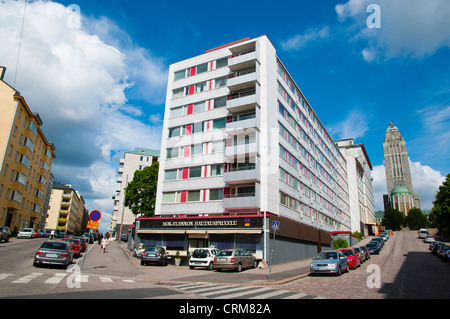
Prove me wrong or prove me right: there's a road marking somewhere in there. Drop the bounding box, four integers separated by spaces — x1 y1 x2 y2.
122 279 135 283
100 277 113 283
45 273 67 284
248 289 293 299
214 287 271 299
0 274 12 281
12 273 43 283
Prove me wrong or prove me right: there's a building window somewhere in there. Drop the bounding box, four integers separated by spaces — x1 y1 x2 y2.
216 57 228 68
209 189 223 201
189 167 202 178
174 70 186 81
187 190 201 202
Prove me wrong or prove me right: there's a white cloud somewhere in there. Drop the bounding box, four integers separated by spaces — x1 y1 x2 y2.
0 1 166 232
335 0 450 62
327 108 370 140
371 160 445 212
280 26 330 51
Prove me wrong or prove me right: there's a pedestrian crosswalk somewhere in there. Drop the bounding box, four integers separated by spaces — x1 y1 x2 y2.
168 283 325 299
0 272 135 285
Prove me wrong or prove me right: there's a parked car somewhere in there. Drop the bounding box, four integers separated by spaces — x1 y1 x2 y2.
0 226 11 243
437 245 450 261
424 235 435 243
72 236 87 252
141 246 170 266
83 232 94 244
359 246 370 260
120 234 128 242
337 248 361 269
429 241 441 251
214 249 258 272
33 240 74 268
33 229 41 238
17 228 34 239
370 238 384 248
354 247 365 263
366 243 380 254
189 248 220 270
310 250 349 276
62 238 81 257
432 242 445 255
418 228 428 239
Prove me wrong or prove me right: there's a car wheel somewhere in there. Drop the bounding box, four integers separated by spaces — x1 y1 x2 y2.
140 260 145 266
208 262 214 271
337 266 342 276
252 260 258 268
236 263 242 272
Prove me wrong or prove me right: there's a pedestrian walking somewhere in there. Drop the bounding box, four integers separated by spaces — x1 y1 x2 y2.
101 237 108 253
50 230 55 239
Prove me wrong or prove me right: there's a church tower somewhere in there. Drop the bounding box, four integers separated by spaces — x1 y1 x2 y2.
383 121 421 214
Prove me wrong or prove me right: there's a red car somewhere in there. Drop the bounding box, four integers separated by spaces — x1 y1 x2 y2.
33 229 41 238
72 236 87 252
337 248 361 269
62 238 81 257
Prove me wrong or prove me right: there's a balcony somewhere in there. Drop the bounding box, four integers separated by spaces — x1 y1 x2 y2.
223 184 260 209
224 159 260 185
227 65 259 92
228 41 260 72
226 87 260 113
58 218 68 225
226 110 259 135
225 132 259 160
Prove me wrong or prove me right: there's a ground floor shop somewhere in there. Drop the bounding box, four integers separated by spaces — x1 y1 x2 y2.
135 213 332 265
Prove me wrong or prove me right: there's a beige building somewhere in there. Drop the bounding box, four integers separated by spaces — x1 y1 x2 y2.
0 66 55 233
46 182 87 234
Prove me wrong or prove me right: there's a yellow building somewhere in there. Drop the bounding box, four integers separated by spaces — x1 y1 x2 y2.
46 182 87 234
0 66 56 233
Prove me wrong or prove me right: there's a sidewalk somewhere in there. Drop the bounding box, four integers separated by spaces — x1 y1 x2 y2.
78 236 375 286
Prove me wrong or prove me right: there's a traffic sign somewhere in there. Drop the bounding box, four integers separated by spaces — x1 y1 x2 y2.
89 210 101 222
272 221 280 231
87 220 99 229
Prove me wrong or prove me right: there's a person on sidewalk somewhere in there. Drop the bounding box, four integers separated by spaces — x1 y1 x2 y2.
101 237 108 253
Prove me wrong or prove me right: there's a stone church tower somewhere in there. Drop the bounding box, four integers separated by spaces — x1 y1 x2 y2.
383 121 421 214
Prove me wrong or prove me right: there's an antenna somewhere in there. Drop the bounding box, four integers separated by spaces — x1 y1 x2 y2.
13 0 28 88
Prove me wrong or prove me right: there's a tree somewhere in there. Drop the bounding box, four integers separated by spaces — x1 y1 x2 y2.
124 161 159 218
431 174 450 234
405 208 428 230
381 208 404 230
333 238 348 249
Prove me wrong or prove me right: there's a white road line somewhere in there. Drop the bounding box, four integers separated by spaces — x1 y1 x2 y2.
213 287 272 299
201 285 250 297
282 292 308 299
12 273 43 283
44 273 67 284
248 289 292 299
122 279 135 283
100 277 113 283
0 274 13 281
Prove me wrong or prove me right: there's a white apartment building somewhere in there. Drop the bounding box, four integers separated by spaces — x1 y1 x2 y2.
110 147 159 239
336 139 376 235
137 36 351 264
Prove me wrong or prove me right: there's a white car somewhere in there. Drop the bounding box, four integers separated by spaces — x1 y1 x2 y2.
189 248 220 270
17 228 34 239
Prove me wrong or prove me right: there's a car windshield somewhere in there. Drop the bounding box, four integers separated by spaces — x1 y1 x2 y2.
63 239 79 245
145 247 161 252
340 250 354 256
193 249 209 258
21 229 33 232
316 251 337 259
218 251 233 257
41 242 67 250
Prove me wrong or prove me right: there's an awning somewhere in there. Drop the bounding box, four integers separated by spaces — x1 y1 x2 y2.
137 229 263 235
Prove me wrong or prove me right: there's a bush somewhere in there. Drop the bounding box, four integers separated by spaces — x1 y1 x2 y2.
333 238 348 249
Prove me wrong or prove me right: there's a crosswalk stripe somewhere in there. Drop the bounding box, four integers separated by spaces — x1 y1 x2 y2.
12 273 43 283
214 287 271 299
248 289 291 299
44 273 67 284
100 277 113 283
201 285 251 297
0 274 12 281
282 292 308 299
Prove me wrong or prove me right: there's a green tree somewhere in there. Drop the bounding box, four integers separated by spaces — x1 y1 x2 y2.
381 208 404 230
405 208 428 230
124 161 159 217
431 174 450 234
333 238 348 249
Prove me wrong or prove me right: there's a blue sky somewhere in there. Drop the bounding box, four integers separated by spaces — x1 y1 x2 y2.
1 0 448 232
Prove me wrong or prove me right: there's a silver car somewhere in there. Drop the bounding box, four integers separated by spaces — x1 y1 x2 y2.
214 249 258 272
310 250 349 276
33 240 74 268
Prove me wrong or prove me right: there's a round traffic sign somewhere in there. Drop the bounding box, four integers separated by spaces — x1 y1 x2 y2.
90 210 101 221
